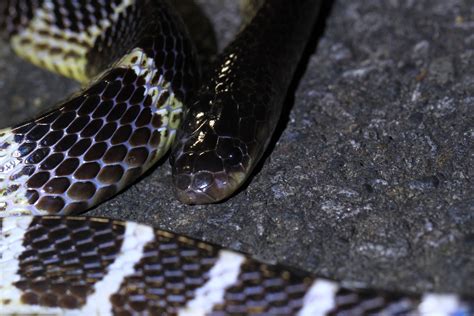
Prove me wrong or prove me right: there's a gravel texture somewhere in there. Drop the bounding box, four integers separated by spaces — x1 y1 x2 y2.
0 0 472 296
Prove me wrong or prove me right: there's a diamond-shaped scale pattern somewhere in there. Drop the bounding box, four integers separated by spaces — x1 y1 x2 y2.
170 0 320 204
14 217 125 309
11 65 175 214
0 0 199 215
0 217 439 314
110 230 219 315
328 288 419 315
210 261 313 315
0 0 43 38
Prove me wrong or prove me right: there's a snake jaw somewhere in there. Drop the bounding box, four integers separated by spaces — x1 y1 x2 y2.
170 131 250 204
174 186 218 205
173 169 246 204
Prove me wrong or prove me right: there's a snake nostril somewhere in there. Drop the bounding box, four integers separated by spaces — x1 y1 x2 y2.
192 172 214 190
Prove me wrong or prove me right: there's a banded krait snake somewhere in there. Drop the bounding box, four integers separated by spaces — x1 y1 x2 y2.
0 0 471 315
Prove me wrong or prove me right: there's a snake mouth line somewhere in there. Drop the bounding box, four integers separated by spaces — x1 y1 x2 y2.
173 170 247 204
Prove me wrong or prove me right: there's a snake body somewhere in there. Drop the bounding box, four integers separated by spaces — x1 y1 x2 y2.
1 216 471 315
0 0 472 315
0 0 198 215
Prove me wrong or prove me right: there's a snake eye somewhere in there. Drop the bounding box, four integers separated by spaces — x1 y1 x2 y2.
225 147 243 166
216 138 244 167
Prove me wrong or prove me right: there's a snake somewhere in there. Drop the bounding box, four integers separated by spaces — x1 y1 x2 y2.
169 0 318 204
0 0 472 315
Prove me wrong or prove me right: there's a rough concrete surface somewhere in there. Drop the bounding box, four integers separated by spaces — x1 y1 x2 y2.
0 0 472 296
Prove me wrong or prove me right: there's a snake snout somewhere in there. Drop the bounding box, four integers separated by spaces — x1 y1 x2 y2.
171 140 248 204
173 174 216 204
170 94 251 204
172 170 238 204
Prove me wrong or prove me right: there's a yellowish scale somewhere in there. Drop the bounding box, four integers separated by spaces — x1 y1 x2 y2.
10 0 134 82
0 0 184 215
115 48 184 167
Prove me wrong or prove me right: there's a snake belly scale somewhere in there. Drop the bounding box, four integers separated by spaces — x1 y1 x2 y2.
0 0 472 315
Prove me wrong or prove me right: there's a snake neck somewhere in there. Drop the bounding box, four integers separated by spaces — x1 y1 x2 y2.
171 0 322 204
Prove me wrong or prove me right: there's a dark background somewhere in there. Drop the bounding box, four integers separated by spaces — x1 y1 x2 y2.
1 0 472 295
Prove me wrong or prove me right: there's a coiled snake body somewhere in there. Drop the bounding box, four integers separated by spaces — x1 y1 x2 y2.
0 0 198 215
0 0 471 315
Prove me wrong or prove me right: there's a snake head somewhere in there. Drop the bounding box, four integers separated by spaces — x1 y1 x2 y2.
170 133 251 204
172 169 247 205
170 93 251 204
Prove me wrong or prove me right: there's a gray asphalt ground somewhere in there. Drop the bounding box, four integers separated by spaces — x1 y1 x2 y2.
0 0 472 296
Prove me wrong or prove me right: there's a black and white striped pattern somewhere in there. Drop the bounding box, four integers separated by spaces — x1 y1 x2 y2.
0 217 471 315
0 0 199 216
